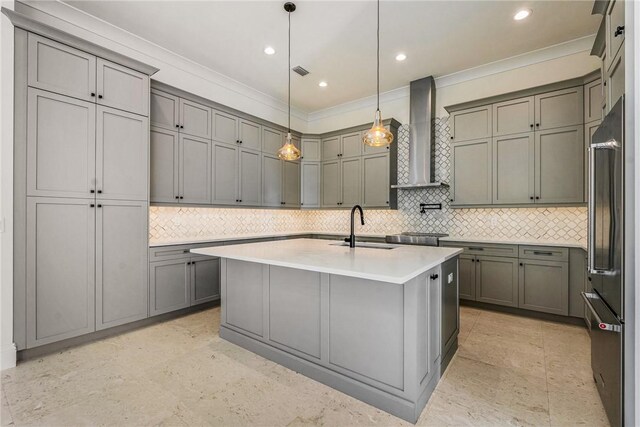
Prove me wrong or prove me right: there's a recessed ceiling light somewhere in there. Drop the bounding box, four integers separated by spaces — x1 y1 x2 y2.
318 81 328 87
513 9 532 20
264 46 276 55
395 53 407 62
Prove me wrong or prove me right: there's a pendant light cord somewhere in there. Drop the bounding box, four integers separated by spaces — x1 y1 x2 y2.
288 8 291 134
376 0 380 112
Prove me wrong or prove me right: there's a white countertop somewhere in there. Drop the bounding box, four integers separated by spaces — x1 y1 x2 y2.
440 236 587 251
191 238 463 284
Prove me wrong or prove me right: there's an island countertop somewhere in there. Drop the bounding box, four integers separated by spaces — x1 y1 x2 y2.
191 238 462 284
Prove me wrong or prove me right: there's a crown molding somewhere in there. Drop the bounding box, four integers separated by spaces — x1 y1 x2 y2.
308 85 410 122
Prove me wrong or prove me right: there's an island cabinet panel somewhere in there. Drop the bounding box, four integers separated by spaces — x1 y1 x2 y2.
149 259 190 315
450 105 491 142
458 255 476 300
268 266 321 359
328 275 404 390
191 258 220 305
492 133 535 205
492 96 534 136
225 260 264 337
451 138 492 206
475 256 518 307
150 89 179 130
416 267 442 389
518 260 569 315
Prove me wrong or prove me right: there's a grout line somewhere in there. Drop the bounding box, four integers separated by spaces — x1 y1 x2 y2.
541 323 553 427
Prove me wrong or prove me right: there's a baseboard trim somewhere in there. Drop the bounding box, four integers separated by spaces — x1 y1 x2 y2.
461 300 586 326
1 343 17 370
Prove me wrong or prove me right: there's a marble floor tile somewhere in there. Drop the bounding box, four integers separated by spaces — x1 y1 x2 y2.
1 386 14 426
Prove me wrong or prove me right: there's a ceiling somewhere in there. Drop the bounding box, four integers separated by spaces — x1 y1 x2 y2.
63 1 600 112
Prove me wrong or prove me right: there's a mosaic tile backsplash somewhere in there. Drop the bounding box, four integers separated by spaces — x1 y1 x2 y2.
150 118 587 244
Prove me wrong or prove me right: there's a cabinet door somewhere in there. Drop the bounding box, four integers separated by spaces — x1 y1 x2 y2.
341 131 362 158
301 162 320 208
262 127 284 154
150 90 179 130
450 105 491 142
180 135 211 204
534 87 583 131
492 96 534 136
341 157 361 206
150 127 179 203
607 50 625 109
301 138 321 161
26 198 95 348
283 160 300 207
149 260 190 316
212 143 239 204
475 256 518 307
606 0 624 70
96 107 149 201
322 160 341 207
362 154 390 208
584 79 603 123
262 154 283 207
96 200 148 330
238 119 261 151
239 149 262 206
191 258 221 305
535 125 584 204
179 98 212 139
451 139 492 205
27 33 96 102
492 133 534 204
519 260 569 315
27 89 96 199
96 59 149 116
212 110 239 145
458 255 476 301
321 137 340 160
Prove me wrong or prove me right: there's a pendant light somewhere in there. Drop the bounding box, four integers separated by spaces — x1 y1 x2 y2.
363 0 394 147
277 2 302 161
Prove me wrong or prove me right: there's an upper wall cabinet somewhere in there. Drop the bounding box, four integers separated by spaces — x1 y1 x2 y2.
451 138 492 206
341 132 363 158
150 127 179 203
301 138 321 161
263 127 284 154
321 136 341 160
605 0 624 71
584 79 603 123
179 99 212 139
150 90 179 130
28 34 149 116
212 110 239 145
492 97 534 136
238 119 261 151
450 105 492 142
534 87 583 131
492 133 534 205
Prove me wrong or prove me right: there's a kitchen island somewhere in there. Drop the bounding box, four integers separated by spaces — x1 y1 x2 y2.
192 239 462 423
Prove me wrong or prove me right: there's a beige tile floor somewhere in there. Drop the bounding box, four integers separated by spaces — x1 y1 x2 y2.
1 306 608 426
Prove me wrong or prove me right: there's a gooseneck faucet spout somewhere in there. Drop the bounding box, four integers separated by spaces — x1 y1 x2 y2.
346 205 365 248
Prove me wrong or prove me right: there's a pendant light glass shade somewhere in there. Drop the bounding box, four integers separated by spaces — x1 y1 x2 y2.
363 110 393 147
277 132 301 160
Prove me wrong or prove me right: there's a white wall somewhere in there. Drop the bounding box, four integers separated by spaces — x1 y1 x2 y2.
1 0 16 370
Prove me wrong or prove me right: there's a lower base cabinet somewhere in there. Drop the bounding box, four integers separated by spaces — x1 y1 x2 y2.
458 255 476 300
518 259 569 315
191 258 221 305
475 256 519 307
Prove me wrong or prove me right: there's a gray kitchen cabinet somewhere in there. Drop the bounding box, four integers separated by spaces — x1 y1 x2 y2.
321 136 340 161
363 127 391 155
212 142 239 205
96 58 149 116
150 89 179 130
492 132 534 204
458 255 476 301
341 131 362 158
475 256 519 308
518 259 569 315
27 33 96 102
569 248 587 318
534 87 583 131
341 157 361 207
26 197 96 348
607 50 625 109
450 105 492 142
535 125 584 204
179 98 212 139
362 153 390 208
584 79 603 123
191 257 221 305
239 148 262 206
283 160 301 207
262 154 283 207
606 0 625 70
492 96 534 136
96 199 148 330
238 119 261 151
322 160 341 207
149 259 190 316
262 127 284 154
451 138 492 206
27 88 96 199
180 135 211 204
301 138 321 161
212 110 239 145
150 127 179 203
301 162 320 208
96 106 149 201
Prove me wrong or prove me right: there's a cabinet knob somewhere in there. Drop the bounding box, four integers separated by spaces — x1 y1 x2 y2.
97 190 102 194
386 201 389 204
97 204 102 208
450 199 454 202
239 199 242 202
520 263 523 266
614 25 625 37
90 189 95 193
530 196 534 200
450 136 454 140
98 94 103 99
179 196 184 199
175 196 179 199
535 196 540 200
90 93 95 97
176 125 180 128
430 274 439 280
530 124 534 128
90 204 95 207
239 140 243 144
536 123 540 127
180 125 184 129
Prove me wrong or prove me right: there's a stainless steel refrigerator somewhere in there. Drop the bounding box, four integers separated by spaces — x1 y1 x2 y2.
582 96 625 427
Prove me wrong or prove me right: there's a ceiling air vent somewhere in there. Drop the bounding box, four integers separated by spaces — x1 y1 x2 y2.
292 66 309 76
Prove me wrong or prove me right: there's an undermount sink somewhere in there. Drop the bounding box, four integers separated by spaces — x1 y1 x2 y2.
330 242 398 250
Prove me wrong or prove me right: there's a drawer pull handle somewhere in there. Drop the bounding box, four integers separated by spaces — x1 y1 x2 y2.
183 250 190 253
468 247 484 251
533 251 554 256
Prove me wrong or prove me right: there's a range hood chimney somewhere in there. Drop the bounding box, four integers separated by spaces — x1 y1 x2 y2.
392 76 448 188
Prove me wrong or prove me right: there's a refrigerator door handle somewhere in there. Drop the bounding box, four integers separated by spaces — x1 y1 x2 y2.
581 292 622 332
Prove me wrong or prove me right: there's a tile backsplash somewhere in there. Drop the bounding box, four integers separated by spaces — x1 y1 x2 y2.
150 118 587 244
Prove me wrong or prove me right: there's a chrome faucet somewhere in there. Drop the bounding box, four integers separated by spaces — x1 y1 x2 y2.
345 205 365 248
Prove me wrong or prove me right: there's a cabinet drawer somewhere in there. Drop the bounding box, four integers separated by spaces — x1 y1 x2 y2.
519 246 568 262
441 242 518 258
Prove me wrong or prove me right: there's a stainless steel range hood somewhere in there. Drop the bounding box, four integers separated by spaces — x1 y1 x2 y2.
392 76 448 189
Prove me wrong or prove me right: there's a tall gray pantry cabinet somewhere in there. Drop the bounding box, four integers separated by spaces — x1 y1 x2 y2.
10 16 159 350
